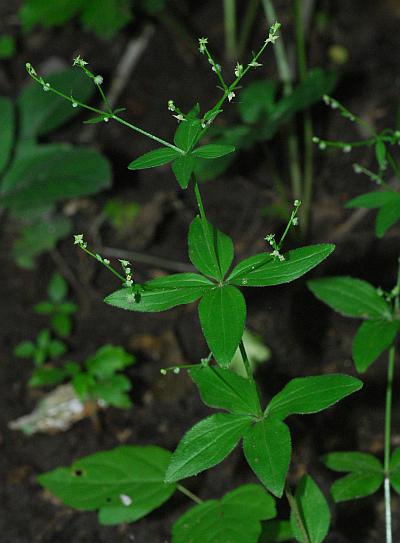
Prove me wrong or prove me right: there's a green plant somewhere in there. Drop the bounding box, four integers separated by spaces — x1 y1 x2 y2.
14 328 67 367
308 98 400 542
0 69 111 268
25 24 364 542
34 273 77 337
19 0 166 39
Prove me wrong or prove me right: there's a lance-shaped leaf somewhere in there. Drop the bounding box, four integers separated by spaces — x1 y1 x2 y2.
0 97 14 176
1 147 111 211
322 451 384 502
165 413 252 482
105 273 213 312
172 154 196 189
352 320 399 372
37 446 176 525
198 285 246 367
18 68 94 138
174 118 202 151
266 374 363 420
228 244 334 287
346 191 400 209
308 276 391 320
192 144 235 159
390 448 400 494
188 216 234 280
189 366 261 416
376 199 400 237
243 418 291 497
172 484 276 543
127 147 181 170
290 475 330 543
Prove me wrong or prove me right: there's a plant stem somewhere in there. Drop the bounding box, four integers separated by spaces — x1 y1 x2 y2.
384 345 395 543
261 0 302 202
285 483 310 543
193 177 208 223
239 340 255 384
237 0 260 58
177 484 203 505
294 0 313 236
223 0 237 60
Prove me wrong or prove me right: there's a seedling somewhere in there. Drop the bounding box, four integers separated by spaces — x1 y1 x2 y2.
26 24 364 542
14 328 66 367
34 273 77 337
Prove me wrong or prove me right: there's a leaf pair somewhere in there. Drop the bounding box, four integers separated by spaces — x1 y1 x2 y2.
165 366 362 499
106 215 335 367
346 190 400 238
322 448 400 502
308 276 400 372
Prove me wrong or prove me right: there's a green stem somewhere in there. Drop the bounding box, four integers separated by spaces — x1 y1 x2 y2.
193 177 208 223
177 484 203 505
262 0 302 202
237 0 260 58
294 0 313 235
79 245 126 283
285 484 310 543
223 0 237 59
239 340 255 384
384 345 395 543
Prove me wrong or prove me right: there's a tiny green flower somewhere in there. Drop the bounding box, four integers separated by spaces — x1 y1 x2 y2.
198 37 208 54
234 63 243 77
73 55 88 67
93 75 103 85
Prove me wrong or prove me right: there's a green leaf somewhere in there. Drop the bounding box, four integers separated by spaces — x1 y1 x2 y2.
308 276 391 319
172 484 276 543
322 451 384 501
34 301 55 314
375 199 400 237
13 216 71 269
127 147 181 170
38 445 176 525
105 273 213 312
91 374 132 408
290 475 330 543
14 341 35 358
352 320 399 372
85 345 135 379
48 273 68 303
79 0 132 39
20 0 83 30
0 35 16 59
29 367 68 387
390 448 400 494
230 328 271 377
189 366 261 416
198 286 246 367
188 216 234 280
375 139 387 170
0 97 14 175
243 418 291 497
259 520 293 542
51 313 72 337
165 413 251 482
346 191 400 209
239 80 278 123
1 147 111 211
192 144 235 159
171 154 196 189
58 302 78 315
266 374 363 420
228 244 335 287
174 118 202 151
48 339 67 358
18 68 94 138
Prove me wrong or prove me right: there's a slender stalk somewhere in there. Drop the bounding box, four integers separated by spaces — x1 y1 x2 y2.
285 483 310 543
193 177 208 223
177 484 203 505
223 0 237 60
239 340 255 384
294 0 313 235
384 345 395 543
261 0 302 202
237 0 260 59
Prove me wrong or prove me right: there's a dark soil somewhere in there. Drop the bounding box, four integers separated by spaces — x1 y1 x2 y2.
1 1 400 542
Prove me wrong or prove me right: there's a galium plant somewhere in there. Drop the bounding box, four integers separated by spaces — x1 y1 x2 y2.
25 24 364 542
308 97 400 542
